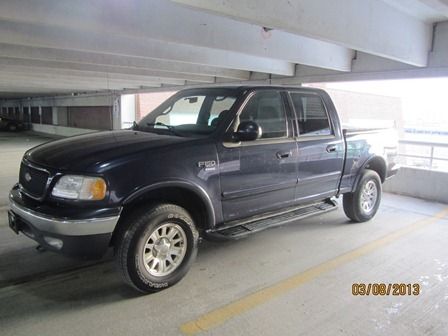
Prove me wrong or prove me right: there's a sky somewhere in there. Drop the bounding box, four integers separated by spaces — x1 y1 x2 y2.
321 78 448 128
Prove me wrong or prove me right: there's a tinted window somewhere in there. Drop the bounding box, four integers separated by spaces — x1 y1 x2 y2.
290 93 332 136
239 91 287 139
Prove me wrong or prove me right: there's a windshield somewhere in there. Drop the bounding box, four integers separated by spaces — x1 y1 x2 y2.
137 89 238 136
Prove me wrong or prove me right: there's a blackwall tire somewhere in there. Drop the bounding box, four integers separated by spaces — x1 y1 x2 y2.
116 203 199 293
343 170 382 223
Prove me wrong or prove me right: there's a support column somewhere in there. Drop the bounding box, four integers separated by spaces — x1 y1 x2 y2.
112 94 121 130
52 106 58 125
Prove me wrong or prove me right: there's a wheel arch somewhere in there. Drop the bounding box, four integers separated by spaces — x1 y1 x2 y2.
352 155 387 192
111 181 215 246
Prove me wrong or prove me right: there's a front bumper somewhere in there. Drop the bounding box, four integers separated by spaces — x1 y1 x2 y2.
9 186 121 259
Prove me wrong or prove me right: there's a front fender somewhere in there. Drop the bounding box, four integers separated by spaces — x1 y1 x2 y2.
123 179 216 227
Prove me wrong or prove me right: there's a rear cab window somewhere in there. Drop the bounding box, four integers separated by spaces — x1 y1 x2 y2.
289 92 333 137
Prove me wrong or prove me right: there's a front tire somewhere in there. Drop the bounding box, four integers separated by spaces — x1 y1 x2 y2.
116 204 199 293
343 170 382 222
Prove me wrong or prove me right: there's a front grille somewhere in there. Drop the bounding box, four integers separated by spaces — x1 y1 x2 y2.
19 162 49 198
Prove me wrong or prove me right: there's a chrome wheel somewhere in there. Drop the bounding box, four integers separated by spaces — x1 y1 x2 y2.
142 223 187 277
360 180 378 214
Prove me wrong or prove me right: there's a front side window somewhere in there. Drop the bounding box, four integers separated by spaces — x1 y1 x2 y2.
290 93 332 136
238 91 288 139
208 96 237 126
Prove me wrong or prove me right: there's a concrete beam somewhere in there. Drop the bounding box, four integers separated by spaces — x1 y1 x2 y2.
173 0 433 66
279 21 448 83
418 0 448 18
0 58 215 83
429 20 448 66
1 93 117 108
0 0 353 71
0 70 184 87
381 0 448 22
0 74 164 91
0 19 295 76
0 43 250 81
0 87 80 96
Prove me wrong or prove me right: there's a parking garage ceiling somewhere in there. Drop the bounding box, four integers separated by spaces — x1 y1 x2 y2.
0 0 448 99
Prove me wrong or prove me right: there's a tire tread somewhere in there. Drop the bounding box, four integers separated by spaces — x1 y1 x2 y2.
343 170 382 223
116 203 196 293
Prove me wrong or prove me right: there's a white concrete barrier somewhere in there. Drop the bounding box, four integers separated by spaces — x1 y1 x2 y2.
31 123 96 137
383 167 448 204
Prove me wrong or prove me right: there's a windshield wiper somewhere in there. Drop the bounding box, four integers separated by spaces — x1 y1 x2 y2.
146 122 179 135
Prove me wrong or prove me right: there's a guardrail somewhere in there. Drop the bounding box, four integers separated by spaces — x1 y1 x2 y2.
398 139 448 170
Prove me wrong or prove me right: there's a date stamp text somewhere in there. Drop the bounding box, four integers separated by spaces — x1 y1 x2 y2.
352 283 420 296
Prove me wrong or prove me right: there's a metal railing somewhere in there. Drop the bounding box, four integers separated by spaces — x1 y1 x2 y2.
398 139 448 170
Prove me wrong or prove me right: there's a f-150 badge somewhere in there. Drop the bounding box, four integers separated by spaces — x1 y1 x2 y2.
197 160 216 171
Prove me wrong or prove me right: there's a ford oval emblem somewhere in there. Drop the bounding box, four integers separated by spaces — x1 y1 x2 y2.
25 172 32 182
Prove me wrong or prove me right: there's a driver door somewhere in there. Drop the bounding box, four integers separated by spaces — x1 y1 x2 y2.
217 90 298 222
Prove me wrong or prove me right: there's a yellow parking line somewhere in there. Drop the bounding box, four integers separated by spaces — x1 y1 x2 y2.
180 207 448 335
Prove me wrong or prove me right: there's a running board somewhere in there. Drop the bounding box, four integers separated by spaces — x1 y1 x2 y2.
206 199 338 240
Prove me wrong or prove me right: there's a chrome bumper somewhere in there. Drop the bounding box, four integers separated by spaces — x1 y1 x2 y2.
9 196 120 236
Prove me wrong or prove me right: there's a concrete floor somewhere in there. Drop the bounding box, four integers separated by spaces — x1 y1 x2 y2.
1 132 448 336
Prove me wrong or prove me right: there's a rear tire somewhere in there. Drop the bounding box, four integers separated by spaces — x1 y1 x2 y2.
116 203 199 293
343 170 382 222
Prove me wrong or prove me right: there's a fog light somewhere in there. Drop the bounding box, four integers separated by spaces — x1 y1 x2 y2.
43 236 63 250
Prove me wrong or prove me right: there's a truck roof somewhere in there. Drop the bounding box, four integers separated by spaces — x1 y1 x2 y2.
177 85 326 94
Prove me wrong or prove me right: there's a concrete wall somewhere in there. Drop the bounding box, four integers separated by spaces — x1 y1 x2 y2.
305 84 404 130
67 106 112 130
0 92 121 135
383 167 448 204
31 123 95 137
136 91 176 121
56 107 68 126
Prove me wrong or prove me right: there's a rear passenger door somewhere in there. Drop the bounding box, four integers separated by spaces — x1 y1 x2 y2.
218 90 299 221
288 91 345 202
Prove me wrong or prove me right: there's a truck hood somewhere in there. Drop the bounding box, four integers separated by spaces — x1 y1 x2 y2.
24 130 190 171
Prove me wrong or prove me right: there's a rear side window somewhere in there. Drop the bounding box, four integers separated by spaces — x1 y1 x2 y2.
290 93 332 136
239 91 288 139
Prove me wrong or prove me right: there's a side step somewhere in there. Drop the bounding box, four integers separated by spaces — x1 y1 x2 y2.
206 199 338 240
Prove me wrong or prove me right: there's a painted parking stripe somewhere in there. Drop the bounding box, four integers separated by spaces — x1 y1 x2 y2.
180 207 448 335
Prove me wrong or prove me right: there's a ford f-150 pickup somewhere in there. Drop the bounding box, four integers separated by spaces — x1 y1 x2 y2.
8 86 399 293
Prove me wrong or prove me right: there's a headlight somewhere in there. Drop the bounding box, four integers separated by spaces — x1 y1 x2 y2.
52 175 107 200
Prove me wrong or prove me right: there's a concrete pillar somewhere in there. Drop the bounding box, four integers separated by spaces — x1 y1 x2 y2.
52 106 58 125
120 94 136 129
38 106 42 124
112 95 121 130
57 107 68 126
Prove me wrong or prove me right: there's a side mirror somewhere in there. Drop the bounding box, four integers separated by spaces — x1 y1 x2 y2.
236 121 261 141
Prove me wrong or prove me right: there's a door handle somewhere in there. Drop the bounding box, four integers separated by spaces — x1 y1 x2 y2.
326 145 337 153
276 151 292 159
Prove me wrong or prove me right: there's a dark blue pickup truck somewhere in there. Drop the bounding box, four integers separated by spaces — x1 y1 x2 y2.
8 86 399 292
